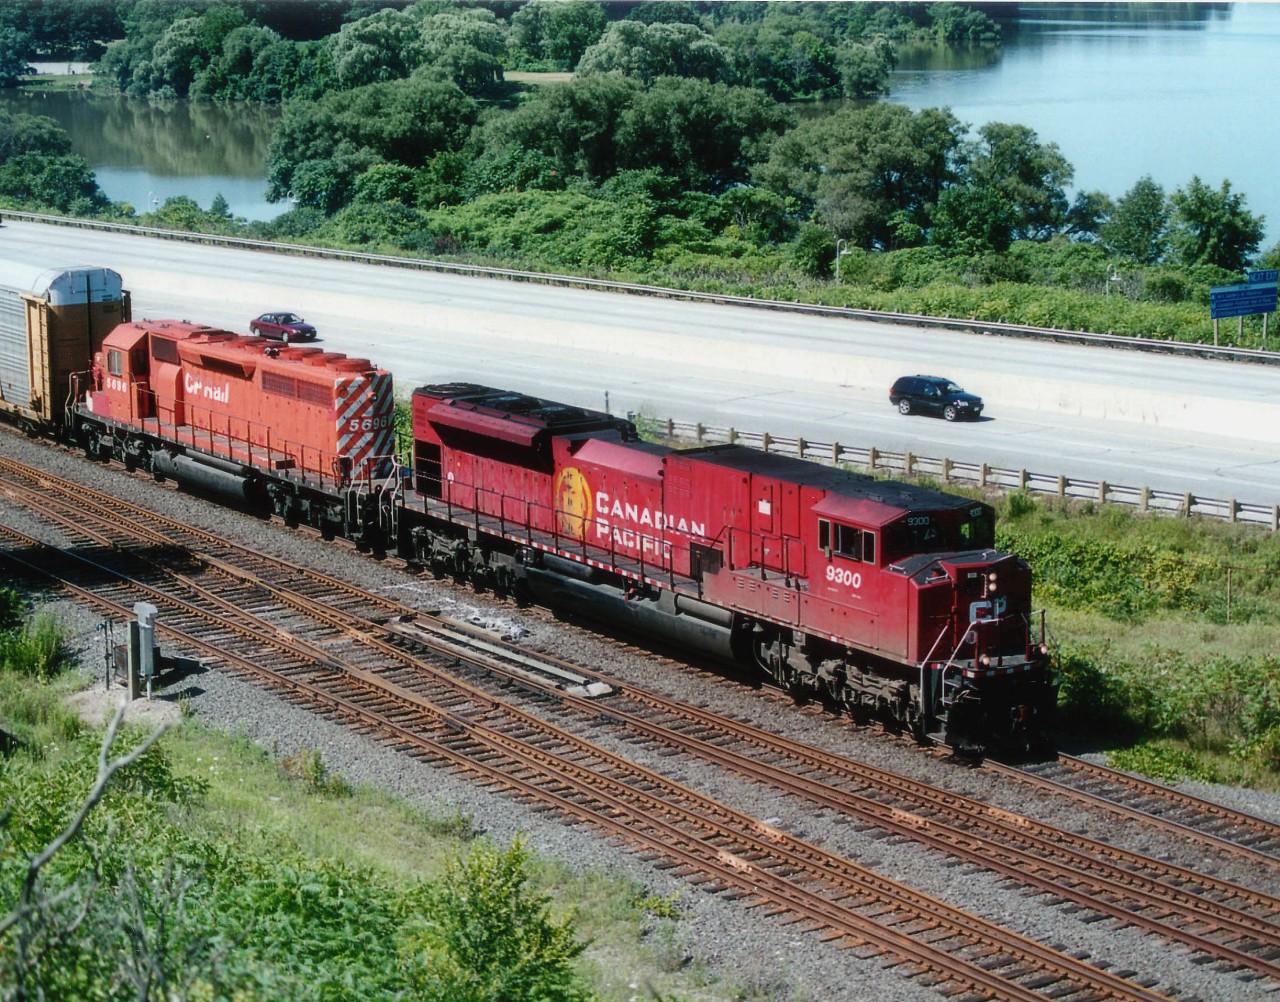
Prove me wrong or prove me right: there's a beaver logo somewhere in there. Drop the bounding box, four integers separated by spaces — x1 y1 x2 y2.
553 467 592 540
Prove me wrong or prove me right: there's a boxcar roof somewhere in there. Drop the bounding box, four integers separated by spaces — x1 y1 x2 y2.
0 265 124 304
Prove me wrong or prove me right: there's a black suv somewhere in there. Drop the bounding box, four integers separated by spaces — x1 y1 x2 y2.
889 375 983 421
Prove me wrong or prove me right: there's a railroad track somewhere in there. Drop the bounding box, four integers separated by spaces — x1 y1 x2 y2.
2 455 1278 998
991 755 1280 862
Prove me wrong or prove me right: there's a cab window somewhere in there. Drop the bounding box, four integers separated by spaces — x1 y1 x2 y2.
107 349 123 377
818 519 875 563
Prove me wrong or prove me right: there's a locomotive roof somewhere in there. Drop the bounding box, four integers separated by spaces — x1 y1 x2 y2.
679 444 981 515
416 382 634 436
109 320 385 377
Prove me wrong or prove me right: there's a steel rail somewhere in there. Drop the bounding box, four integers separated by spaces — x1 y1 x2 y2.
986 756 1280 862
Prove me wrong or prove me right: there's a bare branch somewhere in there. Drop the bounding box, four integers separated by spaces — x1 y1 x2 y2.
1 698 171 937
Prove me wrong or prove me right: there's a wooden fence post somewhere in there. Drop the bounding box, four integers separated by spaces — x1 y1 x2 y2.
762 432 772 453
1057 475 1066 498
868 446 877 470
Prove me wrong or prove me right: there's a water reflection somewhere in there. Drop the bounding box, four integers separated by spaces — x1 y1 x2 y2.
0 89 284 219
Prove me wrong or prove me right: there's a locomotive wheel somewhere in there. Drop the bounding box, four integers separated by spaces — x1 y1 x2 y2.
898 399 911 415
943 405 959 422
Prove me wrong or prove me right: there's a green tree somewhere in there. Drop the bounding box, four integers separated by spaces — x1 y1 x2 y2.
326 7 424 89
479 73 642 182
92 0 192 96
0 110 73 160
577 20 732 84
190 24 333 103
755 103 964 250
1168 175 1265 272
510 0 608 70
0 0 120 60
414 8 506 95
836 35 896 98
1101 175 1169 264
715 10 841 100
965 122 1073 240
0 27 33 89
627 1 707 27
402 838 590 1002
615 76 791 192
267 76 477 211
927 182 1017 254
0 152 104 213
149 17 210 97
1064 189 1113 241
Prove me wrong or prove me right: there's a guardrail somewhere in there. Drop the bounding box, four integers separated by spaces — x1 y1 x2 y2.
639 416 1280 532
6 209 1279 366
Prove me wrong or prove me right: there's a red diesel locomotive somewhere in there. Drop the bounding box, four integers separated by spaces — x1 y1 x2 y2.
74 318 397 538
406 383 1054 754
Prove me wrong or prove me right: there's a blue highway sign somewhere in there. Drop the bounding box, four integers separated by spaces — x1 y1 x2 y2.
1211 281 1278 320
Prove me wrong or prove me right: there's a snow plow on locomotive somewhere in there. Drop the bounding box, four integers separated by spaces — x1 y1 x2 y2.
1 266 1055 756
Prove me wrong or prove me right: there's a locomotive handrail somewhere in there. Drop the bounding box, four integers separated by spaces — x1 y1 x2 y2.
7 210 1280 366
645 416 1280 532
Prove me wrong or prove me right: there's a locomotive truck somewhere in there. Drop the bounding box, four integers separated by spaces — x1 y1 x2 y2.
0 266 1055 755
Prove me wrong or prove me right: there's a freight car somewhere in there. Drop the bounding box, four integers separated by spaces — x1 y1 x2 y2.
0 265 130 433
2 267 1054 755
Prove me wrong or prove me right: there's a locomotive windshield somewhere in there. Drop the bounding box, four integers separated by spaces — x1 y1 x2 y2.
882 504 994 560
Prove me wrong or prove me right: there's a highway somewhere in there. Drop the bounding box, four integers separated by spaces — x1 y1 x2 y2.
2 218 1278 507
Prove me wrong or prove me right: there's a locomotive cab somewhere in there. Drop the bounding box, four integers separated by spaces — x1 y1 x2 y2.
87 325 154 422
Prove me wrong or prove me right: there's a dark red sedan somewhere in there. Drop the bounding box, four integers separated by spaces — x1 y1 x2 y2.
249 312 317 342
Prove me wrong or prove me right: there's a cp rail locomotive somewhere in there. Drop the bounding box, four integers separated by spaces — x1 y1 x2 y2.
0 266 1055 755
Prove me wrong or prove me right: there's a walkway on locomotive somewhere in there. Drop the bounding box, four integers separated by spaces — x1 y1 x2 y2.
82 320 395 487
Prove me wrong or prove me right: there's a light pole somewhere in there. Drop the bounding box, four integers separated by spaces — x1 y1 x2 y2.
835 239 850 284
1106 263 1121 298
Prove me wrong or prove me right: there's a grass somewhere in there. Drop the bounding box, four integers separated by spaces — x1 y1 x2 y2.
18 71 93 93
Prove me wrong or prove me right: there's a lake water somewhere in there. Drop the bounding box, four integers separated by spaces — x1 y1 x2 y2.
889 2 1280 245
4 3 1278 242
0 86 286 221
